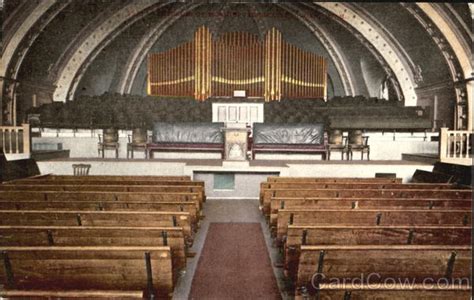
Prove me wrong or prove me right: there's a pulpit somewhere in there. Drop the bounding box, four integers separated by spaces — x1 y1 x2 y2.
224 126 249 161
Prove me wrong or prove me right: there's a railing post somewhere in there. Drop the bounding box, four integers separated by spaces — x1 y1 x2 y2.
22 123 31 155
439 127 448 162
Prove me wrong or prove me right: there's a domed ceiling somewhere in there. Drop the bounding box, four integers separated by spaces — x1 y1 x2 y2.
2 1 472 129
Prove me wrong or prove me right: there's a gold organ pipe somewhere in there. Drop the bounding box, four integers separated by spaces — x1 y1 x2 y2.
301 51 306 97
319 56 322 97
305 51 309 98
300 48 304 98
311 52 315 96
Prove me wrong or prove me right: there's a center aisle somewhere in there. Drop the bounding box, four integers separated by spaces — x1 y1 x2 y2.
189 223 281 300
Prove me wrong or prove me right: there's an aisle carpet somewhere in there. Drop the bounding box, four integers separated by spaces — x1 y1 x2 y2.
189 223 281 299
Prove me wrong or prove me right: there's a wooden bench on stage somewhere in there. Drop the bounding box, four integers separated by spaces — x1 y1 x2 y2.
146 122 225 159
0 246 174 299
251 123 329 160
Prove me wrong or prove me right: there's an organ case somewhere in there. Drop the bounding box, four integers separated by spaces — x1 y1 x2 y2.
148 26 327 101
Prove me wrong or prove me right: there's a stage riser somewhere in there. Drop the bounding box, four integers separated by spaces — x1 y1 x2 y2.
32 132 438 161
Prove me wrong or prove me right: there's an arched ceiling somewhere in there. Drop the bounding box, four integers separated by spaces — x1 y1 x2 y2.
3 1 472 115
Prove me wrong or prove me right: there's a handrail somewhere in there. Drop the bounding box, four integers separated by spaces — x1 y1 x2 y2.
439 127 473 166
0 123 31 155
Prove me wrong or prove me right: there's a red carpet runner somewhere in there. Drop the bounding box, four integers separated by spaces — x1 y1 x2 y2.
189 223 281 299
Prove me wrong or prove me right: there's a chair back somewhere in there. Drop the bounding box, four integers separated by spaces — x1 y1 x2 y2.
329 129 343 145
72 164 91 176
132 128 148 144
103 128 119 143
348 130 364 145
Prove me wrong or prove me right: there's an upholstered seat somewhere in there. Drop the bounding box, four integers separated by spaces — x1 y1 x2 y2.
347 130 370 160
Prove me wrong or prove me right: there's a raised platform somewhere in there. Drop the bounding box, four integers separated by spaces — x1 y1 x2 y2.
402 153 439 164
36 158 434 199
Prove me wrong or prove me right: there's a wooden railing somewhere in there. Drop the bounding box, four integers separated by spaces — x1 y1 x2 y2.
439 128 473 166
0 123 31 155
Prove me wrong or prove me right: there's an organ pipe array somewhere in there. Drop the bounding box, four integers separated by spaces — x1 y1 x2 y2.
148 26 327 101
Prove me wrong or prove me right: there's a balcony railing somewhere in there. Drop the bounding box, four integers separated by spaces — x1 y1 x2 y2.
439 128 473 166
0 124 31 155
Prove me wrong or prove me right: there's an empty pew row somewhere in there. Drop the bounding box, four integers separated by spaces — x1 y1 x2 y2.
295 284 472 299
261 188 471 215
0 200 200 225
17 175 192 181
1 290 145 299
284 225 472 281
5 179 203 186
296 246 472 297
261 177 472 298
269 198 472 226
0 184 205 193
0 210 194 245
0 226 187 272
0 247 174 299
0 175 206 299
276 209 471 242
259 182 461 209
266 176 402 183
0 185 205 203
0 191 203 210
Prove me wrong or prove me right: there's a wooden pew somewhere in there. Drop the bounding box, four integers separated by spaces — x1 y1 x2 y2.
0 185 205 199
0 191 203 210
23 175 191 181
0 185 206 205
1 290 145 299
5 179 203 186
284 225 472 281
295 283 472 300
269 198 472 226
296 245 472 295
262 182 457 191
0 226 187 272
0 246 174 298
259 182 459 208
0 200 200 224
0 210 194 244
261 188 472 215
267 177 402 183
276 209 471 242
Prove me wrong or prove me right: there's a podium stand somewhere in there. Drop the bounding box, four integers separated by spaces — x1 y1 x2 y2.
224 127 248 161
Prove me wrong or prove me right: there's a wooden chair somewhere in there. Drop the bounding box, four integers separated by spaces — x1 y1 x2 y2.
327 129 348 160
347 130 370 160
127 128 149 159
98 128 119 159
72 164 91 176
